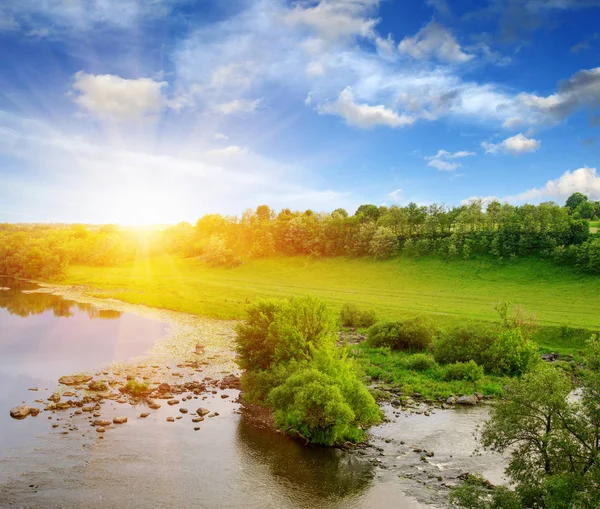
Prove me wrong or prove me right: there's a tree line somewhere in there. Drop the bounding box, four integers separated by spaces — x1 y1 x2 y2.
1 193 598 279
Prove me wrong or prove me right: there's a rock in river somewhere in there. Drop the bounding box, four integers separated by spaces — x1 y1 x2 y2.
10 405 31 419
196 407 210 417
113 416 128 424
59 374 93 386
456 395 478 406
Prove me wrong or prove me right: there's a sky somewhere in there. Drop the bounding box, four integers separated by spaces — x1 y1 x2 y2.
1 0 600 224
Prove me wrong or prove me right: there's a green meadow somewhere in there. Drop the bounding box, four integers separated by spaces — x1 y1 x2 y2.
61 254 599 332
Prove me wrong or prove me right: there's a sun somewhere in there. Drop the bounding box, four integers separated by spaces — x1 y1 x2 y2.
111 190 175 226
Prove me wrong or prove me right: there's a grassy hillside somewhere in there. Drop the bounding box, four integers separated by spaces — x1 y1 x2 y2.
59 255 599 331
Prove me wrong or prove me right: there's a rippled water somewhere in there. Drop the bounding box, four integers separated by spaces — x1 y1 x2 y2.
0 278 425 508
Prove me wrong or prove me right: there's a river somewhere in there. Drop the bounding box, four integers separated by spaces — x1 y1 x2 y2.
0 278 504 508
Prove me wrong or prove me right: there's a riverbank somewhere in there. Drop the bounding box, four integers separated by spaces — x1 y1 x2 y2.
2 282 505 508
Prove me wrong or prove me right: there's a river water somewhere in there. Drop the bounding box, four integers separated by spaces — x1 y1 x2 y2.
0 278 504 508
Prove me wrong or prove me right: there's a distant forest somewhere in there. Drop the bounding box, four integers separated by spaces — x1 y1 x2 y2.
1 192 599 279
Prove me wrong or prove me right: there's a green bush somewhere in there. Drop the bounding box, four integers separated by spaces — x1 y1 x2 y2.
398 316 437 350
367 321 403 348
266 352 381 445
488 329 539 376
236 296 380 445
367 316 436 351
433 322 500 368
442 360 484 383
405 353 437 372
339 303 377 328
236 296 337 373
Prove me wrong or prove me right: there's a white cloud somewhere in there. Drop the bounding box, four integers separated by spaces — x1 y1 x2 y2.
399 22 474 64
463 167 600 205
387 188 403 202
285 0 380 40
318 87 414 128
306 61 326 77
214 98 261 115
72 72 169 120
503 116 524 129
426 149 475 171
206 145 248 157
482 133 541 155
214 133 229 140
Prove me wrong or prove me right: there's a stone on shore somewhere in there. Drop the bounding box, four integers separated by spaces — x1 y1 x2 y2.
10 405 31 419
456 395 478 406
59 374 93 386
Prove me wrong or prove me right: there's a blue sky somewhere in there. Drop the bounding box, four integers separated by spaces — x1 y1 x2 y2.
1 0 599 224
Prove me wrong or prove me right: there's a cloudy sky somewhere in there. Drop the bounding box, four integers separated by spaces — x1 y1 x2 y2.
1 0 600 224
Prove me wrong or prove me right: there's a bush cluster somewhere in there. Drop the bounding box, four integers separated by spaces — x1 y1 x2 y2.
442 360 484 383
339 303 378 328
236 296 381 445
404 353 437 372
367 316 437 351
433 322 539 376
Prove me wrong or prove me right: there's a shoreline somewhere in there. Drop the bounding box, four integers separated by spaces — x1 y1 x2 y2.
9 282 502 508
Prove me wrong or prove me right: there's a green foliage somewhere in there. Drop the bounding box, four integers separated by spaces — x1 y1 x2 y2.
339 302 377 328
368 226 398 259
122 380 150 396
347 344 503 400
236 296 380 445
404 353 436 372
235 296 337 373
267 351 381 445
488 329 539 376
453 353 600 508
367 316 436 351
442 360 484 383
202 234 243 267
432 321 499 367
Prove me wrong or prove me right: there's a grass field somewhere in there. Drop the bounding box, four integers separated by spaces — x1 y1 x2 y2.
59 254 600 332
590 220 599 234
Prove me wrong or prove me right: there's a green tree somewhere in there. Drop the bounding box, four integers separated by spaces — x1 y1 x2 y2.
566 192 588 214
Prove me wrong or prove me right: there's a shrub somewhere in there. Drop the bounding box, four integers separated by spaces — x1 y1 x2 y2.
398 316 437 350
339 303 377 328
121 380 150 397
405 353 437 372
266 352 381 445
368 316 436 351
488 329 539 376
236 296 337 373
433 322 500 368
442 360 484 383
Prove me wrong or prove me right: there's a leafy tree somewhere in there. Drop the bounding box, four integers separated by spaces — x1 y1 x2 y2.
452 343 600 508
566 192 588 214
355 204 380 222
369 226 398 259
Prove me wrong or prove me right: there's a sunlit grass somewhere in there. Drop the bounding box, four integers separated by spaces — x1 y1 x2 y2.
59 254 600 331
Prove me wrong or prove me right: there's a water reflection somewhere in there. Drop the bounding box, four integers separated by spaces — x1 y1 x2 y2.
0 277 122 319
235 416 374 508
